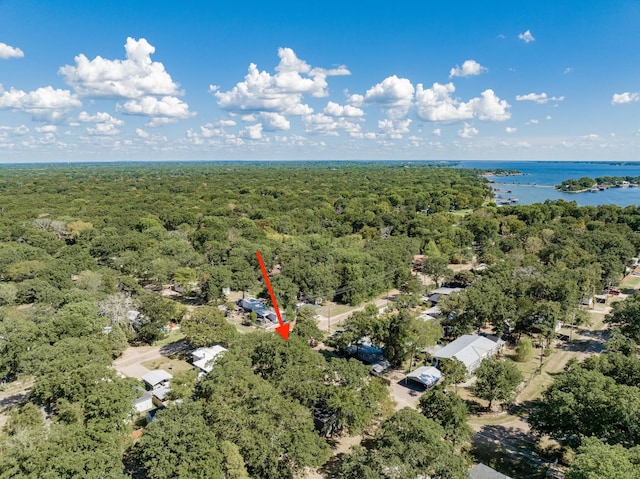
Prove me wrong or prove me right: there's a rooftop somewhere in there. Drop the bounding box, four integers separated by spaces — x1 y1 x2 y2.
142 369 173 386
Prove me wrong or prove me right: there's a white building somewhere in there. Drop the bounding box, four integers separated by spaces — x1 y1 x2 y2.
192 345 228 374
433 334 504 374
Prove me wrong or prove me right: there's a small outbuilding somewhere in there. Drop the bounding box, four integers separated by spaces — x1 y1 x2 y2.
405 366 442 389
133 390 154 414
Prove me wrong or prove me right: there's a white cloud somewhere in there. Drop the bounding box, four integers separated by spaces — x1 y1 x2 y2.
35 125 57 133
467 89 511 121
215 47 349 115
257 112 290 131
612 92 640 105
415 82 472 121
135 128 149 138
415 82 510 122
118 96 194 126
449 60 487 78
78 111 124 135
360 75 414 118
518 30 535 43
0 42 24 59
505 127 517 133
458 123 478 138
240 123 263 140
432 128 441 136
527 119 539 125
0 85 82 121
563 67 574 74
378 118 412 139
545 115 552 120
303 113 361 136
516 92 564 104
324 101 364 117
60 37 181 99
0 124 29 135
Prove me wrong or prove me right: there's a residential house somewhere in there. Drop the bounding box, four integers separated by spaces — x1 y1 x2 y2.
142 369 173 405
191 345 228 375
433 334 504 374
425 286 462 304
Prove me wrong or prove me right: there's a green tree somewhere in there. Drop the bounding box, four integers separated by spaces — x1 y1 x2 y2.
419 386 472 446
515 336 533 362
181 306 237 348
292 306 324 343
607 294 640 343
421 256 452 288
566 438 640 479
439 358 467 391
339 408 468 479
474 357 523 410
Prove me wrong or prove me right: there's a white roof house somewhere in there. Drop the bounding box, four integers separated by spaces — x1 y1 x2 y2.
142 369 173 389
192 345 228 374
433 335 504 373
406 366 442 388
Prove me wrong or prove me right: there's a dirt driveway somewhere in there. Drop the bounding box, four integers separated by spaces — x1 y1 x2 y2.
112 340 189 380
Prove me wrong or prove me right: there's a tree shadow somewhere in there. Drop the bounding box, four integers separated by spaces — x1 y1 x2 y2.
159 339 190 358
472 424 549 479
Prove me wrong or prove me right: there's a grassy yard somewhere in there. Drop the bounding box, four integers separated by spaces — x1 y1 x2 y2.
621 274 640 289
141 357 192 374
153 329 185 347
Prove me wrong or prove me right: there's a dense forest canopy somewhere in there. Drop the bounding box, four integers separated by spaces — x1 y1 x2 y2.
1 162 640 478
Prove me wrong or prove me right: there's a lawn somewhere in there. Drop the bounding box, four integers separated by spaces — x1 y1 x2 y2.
621 274 640 289
141 357 192 374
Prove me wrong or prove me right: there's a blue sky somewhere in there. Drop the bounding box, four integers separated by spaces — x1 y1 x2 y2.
0 0 639 161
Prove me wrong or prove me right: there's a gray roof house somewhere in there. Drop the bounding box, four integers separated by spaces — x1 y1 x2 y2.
142 369 173 390
469 463 512 479
433 334 504 374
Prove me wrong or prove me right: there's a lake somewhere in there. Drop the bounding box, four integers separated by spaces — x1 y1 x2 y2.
456 160 640 207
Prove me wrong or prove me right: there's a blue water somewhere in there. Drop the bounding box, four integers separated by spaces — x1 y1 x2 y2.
456 161 640 207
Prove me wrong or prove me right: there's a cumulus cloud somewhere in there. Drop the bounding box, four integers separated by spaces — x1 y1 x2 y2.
518 30 535 43
612 92 640 105
0 85 82 121
0 124 29 135
516 92 564 104
458 123 478 138
563 67 574 74
433 128 441 136
255 112 290 131
324 101 364 117
60 37 181 99
240 123 263 140
505 127 517 133
0 42 24 59
135 128 149 138
118 96 194 126
78 111 123 135
378 118 412 139
214 47 349 115
449 60 487 78
357 75 414 118
35 125 57 133
303 113 362 136
415 82 510 122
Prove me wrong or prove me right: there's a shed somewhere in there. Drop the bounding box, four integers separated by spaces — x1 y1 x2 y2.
142 369 173 390
469 463 512 479
433 335 504 374
405 366 442 388
133 391 154 414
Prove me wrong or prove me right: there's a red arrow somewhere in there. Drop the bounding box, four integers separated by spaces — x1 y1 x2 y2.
256 251 290 341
